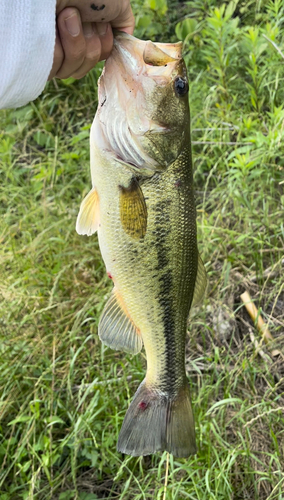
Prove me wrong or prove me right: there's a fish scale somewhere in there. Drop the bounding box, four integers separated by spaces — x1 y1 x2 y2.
76 32 207 457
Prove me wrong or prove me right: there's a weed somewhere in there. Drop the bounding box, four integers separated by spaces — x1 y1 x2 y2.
0 1 283 499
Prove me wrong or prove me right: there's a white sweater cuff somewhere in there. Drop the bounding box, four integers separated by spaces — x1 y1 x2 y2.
0 0 56 109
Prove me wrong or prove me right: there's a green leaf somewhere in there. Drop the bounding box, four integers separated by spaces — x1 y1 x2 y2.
61 77 76 86
144 0 167 15
137 14 153 29
46 416 65 427
8 415 31 425
59 491 76 500
206 398 242 415
175 18 198 41
79 494 99 500
227 145 252 160
70 130 90 145
32 131 55 148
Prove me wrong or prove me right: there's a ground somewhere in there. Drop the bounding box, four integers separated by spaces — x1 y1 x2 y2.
0 0 283 499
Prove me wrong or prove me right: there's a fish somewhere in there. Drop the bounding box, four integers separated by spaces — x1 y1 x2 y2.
76 32 207 458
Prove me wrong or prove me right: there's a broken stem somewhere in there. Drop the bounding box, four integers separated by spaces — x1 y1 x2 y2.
163 453 170 500
240 290 280 357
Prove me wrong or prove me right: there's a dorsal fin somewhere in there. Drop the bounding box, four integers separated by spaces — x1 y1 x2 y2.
191 254 207 308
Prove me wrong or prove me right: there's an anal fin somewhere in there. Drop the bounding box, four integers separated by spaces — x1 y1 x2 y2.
98 288 143 354
76 187 99 236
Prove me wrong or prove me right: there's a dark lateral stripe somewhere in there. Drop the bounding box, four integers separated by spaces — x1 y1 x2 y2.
154 199 177 391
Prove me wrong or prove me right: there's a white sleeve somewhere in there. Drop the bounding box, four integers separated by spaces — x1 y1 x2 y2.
0 0 57 109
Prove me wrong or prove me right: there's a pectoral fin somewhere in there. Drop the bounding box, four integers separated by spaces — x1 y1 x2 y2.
192 254 207 308
119 178 147 240
98 288 143 354
76 187 99 236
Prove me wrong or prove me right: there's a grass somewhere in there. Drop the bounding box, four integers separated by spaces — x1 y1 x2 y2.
0 0 284 498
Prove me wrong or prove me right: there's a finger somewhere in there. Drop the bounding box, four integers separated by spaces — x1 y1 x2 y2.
48 28 64 80
97 22 113 61
57 0 135 33
56 8 87 79
71 23 101 79
110 1 135 35
72 22 114 79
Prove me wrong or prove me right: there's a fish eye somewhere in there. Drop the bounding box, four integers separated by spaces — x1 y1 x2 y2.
174 76 189 97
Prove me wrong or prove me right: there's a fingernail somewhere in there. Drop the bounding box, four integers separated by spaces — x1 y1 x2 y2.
65 13 80 37
97 22 108 36
83 22 95 38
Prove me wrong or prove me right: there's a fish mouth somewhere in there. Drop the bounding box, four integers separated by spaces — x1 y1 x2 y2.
110 31 183 77
99 32 183 98
113 30 182 64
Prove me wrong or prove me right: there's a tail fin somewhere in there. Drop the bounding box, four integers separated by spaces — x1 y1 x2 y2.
117 380 196 458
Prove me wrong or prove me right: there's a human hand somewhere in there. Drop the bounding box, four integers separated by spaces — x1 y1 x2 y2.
56 0 135 34
48 7 113 80
49 1 134 80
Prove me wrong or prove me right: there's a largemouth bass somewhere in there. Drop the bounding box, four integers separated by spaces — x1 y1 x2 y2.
76 33 206 457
